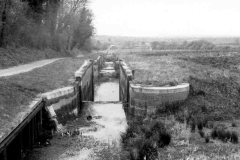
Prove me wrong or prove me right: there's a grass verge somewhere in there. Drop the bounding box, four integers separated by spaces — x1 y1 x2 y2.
0 52 101 138
0 47 72 69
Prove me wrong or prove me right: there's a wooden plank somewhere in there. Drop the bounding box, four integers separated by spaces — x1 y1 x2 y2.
19 132 23 160
0 100 44 149
3 148 7 160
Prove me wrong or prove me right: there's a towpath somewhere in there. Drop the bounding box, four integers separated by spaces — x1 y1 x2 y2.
0 58 63 77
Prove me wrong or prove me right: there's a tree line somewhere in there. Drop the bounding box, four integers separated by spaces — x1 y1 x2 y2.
0 0 94 51
150 40 238 51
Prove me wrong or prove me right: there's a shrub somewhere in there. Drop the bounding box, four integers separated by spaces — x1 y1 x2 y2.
121 119 171 159
158 131 171 147
211 128 232 142
197 121 203 131
231 131 239 144
151 121 166 134
232 121 237 127
202 118 208 127
190 122 196 133
199 130 205 138
121 124 141 148
205 135 210 143
139 140 158 160
217 130 231 142
141 125 153 139
206 121 214 129
211 129 218 139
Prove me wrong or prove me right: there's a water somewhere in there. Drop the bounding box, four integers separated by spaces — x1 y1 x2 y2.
75 59 127 159
82 102 127 143
94 79 119 101
85 59 127 143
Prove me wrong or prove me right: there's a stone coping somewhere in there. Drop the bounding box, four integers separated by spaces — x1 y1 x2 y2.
119 60 133 77
130 83 190 94
40 86 74 100
75 60 92 78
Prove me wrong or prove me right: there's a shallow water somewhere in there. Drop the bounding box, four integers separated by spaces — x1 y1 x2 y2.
94 80 119 101
82 102 127 144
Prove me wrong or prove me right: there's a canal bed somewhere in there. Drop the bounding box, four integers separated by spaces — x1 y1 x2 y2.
25 59 127 160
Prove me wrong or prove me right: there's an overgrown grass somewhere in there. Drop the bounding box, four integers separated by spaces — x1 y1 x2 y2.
117 49 240 159
121 118 171 159
123 114 240 159
116 50 240 87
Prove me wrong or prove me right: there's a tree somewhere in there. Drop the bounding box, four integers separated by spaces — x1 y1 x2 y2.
71 6 94 50
0 0 7 46
0 0 94 52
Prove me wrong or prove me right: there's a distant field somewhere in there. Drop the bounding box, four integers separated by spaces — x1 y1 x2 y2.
118 49 240 159
117 50 240 85
117 50 240 120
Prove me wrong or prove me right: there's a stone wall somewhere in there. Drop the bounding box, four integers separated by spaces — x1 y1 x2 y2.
119 59 190 119
129 83 190 118
119 60 133 109
96 55 104 72
75 60 94 102
41 86 79 125
43 59 94 123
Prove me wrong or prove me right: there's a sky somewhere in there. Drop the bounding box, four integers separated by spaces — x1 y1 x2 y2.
90 0 240 37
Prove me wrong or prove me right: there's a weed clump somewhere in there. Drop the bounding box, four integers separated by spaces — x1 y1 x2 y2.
197 121 203 131
210 128 238 144
218 129 230 142
139 140 158 160
158 131 171 147
205 135 210 143
121 119 171 160
232 121 237 127
206 121 214 129
198 130 205 138
231 131 239 144
211 129 218 139
190 122 196 133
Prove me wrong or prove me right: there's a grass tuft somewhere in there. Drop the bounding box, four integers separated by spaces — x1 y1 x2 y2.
231 131 239 144
198 130 205 138
232 121 237 127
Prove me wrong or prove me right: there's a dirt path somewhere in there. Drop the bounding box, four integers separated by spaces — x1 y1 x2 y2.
0 58 63 77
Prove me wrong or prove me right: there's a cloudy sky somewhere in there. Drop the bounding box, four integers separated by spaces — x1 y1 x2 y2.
90 0 240 37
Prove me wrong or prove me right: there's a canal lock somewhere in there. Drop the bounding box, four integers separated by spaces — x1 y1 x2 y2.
28 54 128 159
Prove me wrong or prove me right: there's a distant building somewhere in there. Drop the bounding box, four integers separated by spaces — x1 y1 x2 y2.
108 45 118 50
107 45 118 54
